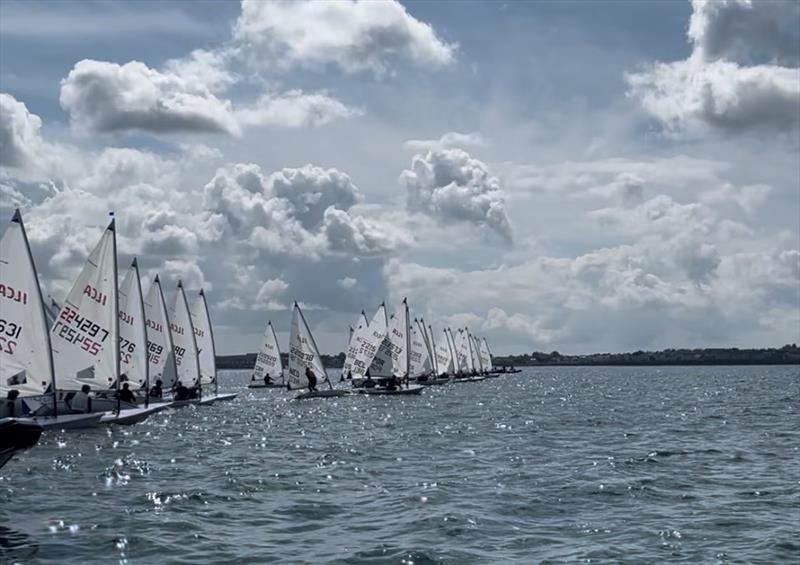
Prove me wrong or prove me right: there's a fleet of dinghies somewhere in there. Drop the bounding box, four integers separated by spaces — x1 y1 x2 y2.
0 209 235 469
249 297 508 400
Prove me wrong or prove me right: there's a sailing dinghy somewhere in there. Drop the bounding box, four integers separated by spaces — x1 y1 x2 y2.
249 321 285 388
144 274 178 400
192 289 236 403
355 299 423 396
288 303 349 400
168 280 203 406
1 210 101 430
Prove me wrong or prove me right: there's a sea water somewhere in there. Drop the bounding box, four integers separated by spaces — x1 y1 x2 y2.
1 366 798 564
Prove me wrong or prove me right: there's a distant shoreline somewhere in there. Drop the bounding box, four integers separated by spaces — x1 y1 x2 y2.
216 345 800 369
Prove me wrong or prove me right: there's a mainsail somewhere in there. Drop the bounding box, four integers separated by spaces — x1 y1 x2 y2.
433 327 454 375
51 219 119 391
190 289 216 390
341 310 368 379
480 337 493 372
409 318 432 377
118 259 148 389
253 321 283 383
169 281 200 388
288 303 327 390
352 304 387 377
370 299 409 378
0 210 55 399
453 329 472 374
469 332 483 373
144 275 176 389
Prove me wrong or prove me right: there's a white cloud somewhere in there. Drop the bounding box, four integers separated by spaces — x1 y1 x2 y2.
400 148 513 244
59 59 358 136
627 0 800 134
236 90 362 128
337 277 357 290
403 131 488 152
233 0 456 74
60 59 241 135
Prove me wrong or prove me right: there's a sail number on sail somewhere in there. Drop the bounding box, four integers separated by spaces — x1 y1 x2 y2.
0 318 23 354
52 304 109 355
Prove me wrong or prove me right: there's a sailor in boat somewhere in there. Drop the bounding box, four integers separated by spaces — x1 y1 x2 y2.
118 382 136 404
175 381 190 401
363 373 376 389
305 366 318 392
149 379 163 399
2 390 20 418
71 385 93 413
264 373 272 386
386 375 400 391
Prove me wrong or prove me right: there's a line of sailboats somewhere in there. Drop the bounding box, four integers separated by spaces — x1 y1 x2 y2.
249 297 505 400
0 209 234 469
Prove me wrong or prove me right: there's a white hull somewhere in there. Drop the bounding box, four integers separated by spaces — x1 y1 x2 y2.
354 384 424 396
17 412 103 430
207 393 237 402
99 403 168 425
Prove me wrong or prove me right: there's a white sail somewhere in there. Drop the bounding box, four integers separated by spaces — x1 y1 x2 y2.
352 304 387 377
144 275 176 388
253 321 283 383
51 220 119 391
190 289 216 387
433 328 453 375
118 259 148 389
409 318 432 377
0 210 54 397
341 310 368 378
453 329 472 374
480 338 493 372
169 281 200 388
370 299 409 378
469 332 483 372
288 303 326 390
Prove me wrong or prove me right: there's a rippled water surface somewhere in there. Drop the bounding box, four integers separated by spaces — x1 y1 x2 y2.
2 366 798 564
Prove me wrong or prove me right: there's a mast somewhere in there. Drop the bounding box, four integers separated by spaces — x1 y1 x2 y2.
269 321 284 384
110 215 121 414
132 258 149 407
200 288 218 395
14 209 58 417
446 328 458 375
428 324 438 375
403 298 410 382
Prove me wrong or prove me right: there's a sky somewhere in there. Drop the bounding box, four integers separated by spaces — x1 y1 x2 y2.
1 0 798 355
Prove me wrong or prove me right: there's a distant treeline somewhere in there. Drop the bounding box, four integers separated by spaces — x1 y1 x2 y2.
216 345 800 369
217 352 346 370
493 344 800 366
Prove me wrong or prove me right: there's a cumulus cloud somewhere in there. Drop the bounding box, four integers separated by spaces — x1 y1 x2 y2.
60 59 241 135
627 0 800 134
400 148 513 243
233 0 455 74
59 59 359 136
204 162 409 259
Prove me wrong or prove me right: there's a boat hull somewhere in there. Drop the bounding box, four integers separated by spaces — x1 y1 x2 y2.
247 383 285 389
0 418 44 469
355 385 424 396
294 390 350 400
99 403 169 425
16 412 103 430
